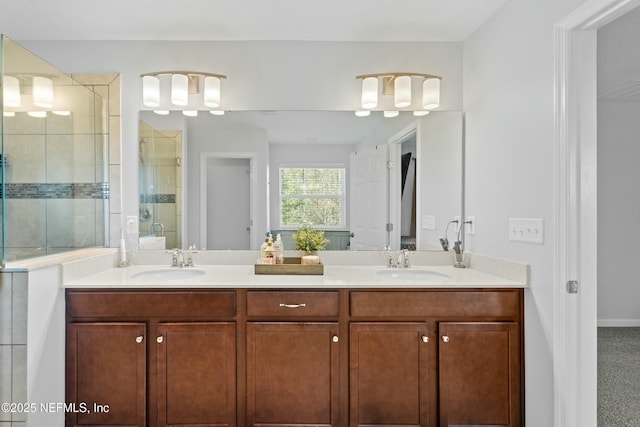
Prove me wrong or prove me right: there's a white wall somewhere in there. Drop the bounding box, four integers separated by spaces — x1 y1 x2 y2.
27 266 66 427
463 0 588 425
418 111 463 249
597 101 640 325
269 143 355 230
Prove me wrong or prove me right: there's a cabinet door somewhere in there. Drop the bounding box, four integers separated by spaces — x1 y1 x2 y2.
349 322 437 427
439 322 521 427
66 322 146 427
156 322 236 427
246 322 340 427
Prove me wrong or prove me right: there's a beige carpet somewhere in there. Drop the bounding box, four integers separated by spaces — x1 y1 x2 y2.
598 327 640 427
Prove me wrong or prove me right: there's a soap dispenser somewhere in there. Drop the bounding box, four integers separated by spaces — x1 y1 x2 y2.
260 232 272 260
274 234 284 265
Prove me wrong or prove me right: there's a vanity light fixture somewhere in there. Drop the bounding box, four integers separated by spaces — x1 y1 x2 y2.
361 77 378 109
142 75 160 107
413 110 430 117
33 76 54 108
355 72 442 116
140 71 227 113
171 74 189 106
383 110 399 118
27 111 47 118
354 110 370 117
3 75 21 107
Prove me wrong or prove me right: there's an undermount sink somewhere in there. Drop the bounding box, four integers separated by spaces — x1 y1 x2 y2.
376 269 450 281
130 268 206 281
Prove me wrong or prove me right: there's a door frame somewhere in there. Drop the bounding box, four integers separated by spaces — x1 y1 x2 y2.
199 152 256 250
388 121 420 251
553 1 640 426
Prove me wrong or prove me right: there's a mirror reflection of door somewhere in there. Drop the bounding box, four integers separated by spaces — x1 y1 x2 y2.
400 135 417 250
205 157 251 249
349 144 389 250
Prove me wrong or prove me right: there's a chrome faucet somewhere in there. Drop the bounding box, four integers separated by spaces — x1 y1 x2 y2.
452 220 472 268
383 246 396 268
150 222 165 237
383 247 411 268
186 244 198 267
453 241 466 268
170 249 186 267
398 249 411 268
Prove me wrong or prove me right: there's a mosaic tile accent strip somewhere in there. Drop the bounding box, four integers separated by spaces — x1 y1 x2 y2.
140 194 176 204
1 183 110 199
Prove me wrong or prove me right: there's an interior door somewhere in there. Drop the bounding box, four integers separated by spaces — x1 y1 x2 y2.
349 144 389 250
206 157 251 249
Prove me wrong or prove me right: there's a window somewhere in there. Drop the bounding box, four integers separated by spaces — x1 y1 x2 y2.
279 166 346 229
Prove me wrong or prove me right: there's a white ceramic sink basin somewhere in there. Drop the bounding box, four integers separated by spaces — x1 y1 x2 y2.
131 268 206 281
376 269 450 281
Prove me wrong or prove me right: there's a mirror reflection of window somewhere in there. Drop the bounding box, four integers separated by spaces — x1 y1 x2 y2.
279 166 346 229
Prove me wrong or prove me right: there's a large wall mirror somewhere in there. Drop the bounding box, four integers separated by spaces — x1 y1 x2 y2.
138 110 463 252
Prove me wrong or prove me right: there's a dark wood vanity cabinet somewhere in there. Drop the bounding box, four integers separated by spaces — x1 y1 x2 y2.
66 287 523 427
245 290 341 426
156 322 236 427
246 322 340 427
66 322 146 427
438 321 521 427
349 290 524 427
65 291 237 427
349 322 437 427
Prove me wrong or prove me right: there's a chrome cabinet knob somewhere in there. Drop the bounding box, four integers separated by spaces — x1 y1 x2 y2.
442 335 450 343
422 336 429 343
136 336 144 344
157 336 164 343
332 335 339 343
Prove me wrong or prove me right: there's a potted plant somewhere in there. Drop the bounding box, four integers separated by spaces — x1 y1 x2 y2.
292 226 329 264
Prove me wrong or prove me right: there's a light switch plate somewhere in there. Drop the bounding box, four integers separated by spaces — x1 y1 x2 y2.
466 216 476 235
422 215 436 230
127 216 139 235
509 218 544 244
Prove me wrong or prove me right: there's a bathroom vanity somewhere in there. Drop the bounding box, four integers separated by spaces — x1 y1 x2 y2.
64 260 526 427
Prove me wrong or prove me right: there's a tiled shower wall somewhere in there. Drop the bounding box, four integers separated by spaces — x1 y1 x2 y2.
71 74 122 251
139 126 182 249
1 74 121 261
0 271 27 427
0 74 120 427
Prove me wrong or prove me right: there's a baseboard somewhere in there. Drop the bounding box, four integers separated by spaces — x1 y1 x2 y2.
597 319 640 327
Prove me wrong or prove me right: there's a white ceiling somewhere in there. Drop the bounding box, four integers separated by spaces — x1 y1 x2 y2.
0 0 507 42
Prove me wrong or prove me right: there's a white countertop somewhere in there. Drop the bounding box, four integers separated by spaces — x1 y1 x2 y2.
64 263 528 289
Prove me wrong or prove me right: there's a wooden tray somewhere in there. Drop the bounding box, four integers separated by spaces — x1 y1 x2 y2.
254 257 324 275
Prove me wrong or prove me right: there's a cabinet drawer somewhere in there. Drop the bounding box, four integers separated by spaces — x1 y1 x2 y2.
246 291 339 317
66 290 236 319
350 290 521 319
